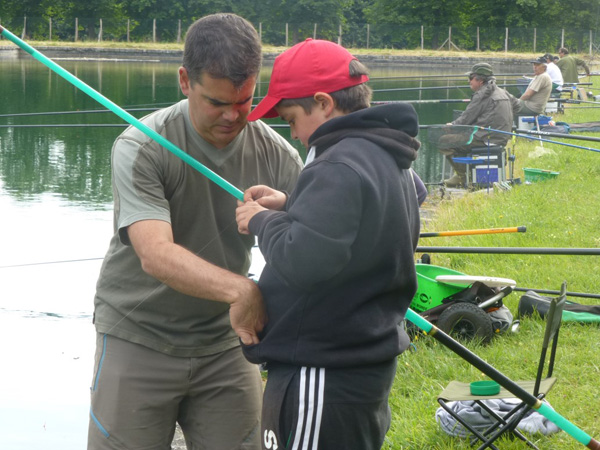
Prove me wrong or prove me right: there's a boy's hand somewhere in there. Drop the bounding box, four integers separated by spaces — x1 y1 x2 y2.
236 201 267 234
244 185 287 210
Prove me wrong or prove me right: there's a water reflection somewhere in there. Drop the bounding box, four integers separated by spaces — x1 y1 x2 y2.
0 56 529 449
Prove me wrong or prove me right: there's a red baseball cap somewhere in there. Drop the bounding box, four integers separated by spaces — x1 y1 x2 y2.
247 38 369 121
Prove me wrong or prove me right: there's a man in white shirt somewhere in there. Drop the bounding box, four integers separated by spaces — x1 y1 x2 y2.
543 53 563 92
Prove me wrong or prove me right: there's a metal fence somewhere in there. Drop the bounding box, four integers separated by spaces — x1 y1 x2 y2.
1 16 599 56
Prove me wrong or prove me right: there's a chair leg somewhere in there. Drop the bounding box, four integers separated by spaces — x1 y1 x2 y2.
475 401 539 450
437 399 501 450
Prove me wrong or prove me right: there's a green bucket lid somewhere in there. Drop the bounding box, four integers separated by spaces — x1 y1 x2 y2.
470 380 501 396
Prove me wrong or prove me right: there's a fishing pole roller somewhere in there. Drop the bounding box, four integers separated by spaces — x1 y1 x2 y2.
470 380 500 396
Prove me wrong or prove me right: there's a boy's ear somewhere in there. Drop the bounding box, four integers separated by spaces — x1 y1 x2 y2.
313 92 336 117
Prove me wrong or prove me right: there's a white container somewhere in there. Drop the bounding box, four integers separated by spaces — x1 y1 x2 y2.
517 116 535 130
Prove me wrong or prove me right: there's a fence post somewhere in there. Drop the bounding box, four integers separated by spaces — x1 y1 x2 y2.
177 20 181 44
313 23 317 39
590 30 593 56
476 27 480 51
127 19 130 42
153 19 156 43
367 24 370 49
22 16 26 39
98 18 103 42
561 29 564 48
448 26 451 51
533 28 537 53
338 24 342 46
49 18 52 40
421 25 424 50
504 27 508 53
75 18 78 42
285 23 288 47
259 23 262 43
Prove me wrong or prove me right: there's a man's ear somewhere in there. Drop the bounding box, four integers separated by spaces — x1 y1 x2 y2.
179 67 191 96
313 92 336 117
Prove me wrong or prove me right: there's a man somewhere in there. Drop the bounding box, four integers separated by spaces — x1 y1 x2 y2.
441 62 514 187
543 53 564 92
556 47 590 83
511 56 552 116
87 13 303 450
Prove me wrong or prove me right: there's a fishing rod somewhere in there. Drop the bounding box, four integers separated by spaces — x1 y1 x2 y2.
417 246 600 255
0 25 244 202
365 73 528 80
0 124 127 128
371 83 531 93
513 127 600 144
476 126 600 154
513 287 600 300
405 306 600 450
420 226 526 238
5 28 599 448
0 108 159 118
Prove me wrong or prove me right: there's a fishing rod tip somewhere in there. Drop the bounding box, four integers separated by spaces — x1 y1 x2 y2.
517 226 527 233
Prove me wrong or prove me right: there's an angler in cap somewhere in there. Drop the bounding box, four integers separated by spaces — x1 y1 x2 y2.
235 38 422 450
441 62 514 187
543 53 564 92
510 56 553 116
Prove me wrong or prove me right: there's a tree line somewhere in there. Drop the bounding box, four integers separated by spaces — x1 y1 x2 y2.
2 0 599 53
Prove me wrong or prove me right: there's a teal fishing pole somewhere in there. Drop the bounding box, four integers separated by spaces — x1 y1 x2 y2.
405 308 600 450
0 25 244 202
3 27 600 449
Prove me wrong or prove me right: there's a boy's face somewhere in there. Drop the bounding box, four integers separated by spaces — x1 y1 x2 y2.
276 103 329 149
179 68 255 149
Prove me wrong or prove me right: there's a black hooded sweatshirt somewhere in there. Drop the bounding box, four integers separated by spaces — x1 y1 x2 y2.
243 103 421 368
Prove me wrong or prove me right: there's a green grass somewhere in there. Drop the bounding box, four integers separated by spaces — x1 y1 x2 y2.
386 85 600 448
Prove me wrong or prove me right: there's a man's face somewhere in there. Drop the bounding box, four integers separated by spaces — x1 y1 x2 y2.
533 63 546 76
469 74 484 92
179 68 256 149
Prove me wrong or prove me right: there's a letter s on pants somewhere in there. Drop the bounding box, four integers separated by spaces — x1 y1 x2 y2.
264 430 278 449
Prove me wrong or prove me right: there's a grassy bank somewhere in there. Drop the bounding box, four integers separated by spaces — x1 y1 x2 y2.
387 84 600 448
2 38 597 64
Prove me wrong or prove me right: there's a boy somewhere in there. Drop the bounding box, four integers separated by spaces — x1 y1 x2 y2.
236 39 421 450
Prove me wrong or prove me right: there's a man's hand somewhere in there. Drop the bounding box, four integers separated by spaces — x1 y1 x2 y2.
244 185 287 210
228 279 267 345
236 200 267 235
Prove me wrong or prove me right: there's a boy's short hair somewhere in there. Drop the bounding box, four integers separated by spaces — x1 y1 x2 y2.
248 39 370 121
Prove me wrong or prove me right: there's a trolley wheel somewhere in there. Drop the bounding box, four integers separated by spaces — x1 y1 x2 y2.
437 302 494 344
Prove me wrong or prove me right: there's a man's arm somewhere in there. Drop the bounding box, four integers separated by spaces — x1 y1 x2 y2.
576 57 591 76
520 87 536 101
128 219 266 344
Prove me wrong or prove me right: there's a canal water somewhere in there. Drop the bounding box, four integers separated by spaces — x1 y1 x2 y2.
0 54 530 449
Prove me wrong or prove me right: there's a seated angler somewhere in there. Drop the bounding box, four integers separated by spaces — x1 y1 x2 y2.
441 63 513 187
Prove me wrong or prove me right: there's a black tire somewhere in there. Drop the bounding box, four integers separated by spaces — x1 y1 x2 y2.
437 302 494 344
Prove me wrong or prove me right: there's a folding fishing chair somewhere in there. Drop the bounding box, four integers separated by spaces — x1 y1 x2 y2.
436 282 567 450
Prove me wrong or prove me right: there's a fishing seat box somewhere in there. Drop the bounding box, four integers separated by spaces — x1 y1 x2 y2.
452 145 506 186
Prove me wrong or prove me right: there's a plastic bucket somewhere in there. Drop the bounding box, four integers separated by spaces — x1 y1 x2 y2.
523 168 560 183
411 264 470 312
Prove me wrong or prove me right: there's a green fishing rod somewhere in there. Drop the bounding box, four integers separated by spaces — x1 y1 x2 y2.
3 26 599 449
0 25 244 202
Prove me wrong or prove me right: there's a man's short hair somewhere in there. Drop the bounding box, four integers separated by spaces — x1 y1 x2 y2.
278 60 372 115
559 47 569 55
183 13 261 89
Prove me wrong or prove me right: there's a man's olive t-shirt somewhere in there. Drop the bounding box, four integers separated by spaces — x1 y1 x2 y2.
94 100 302 357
